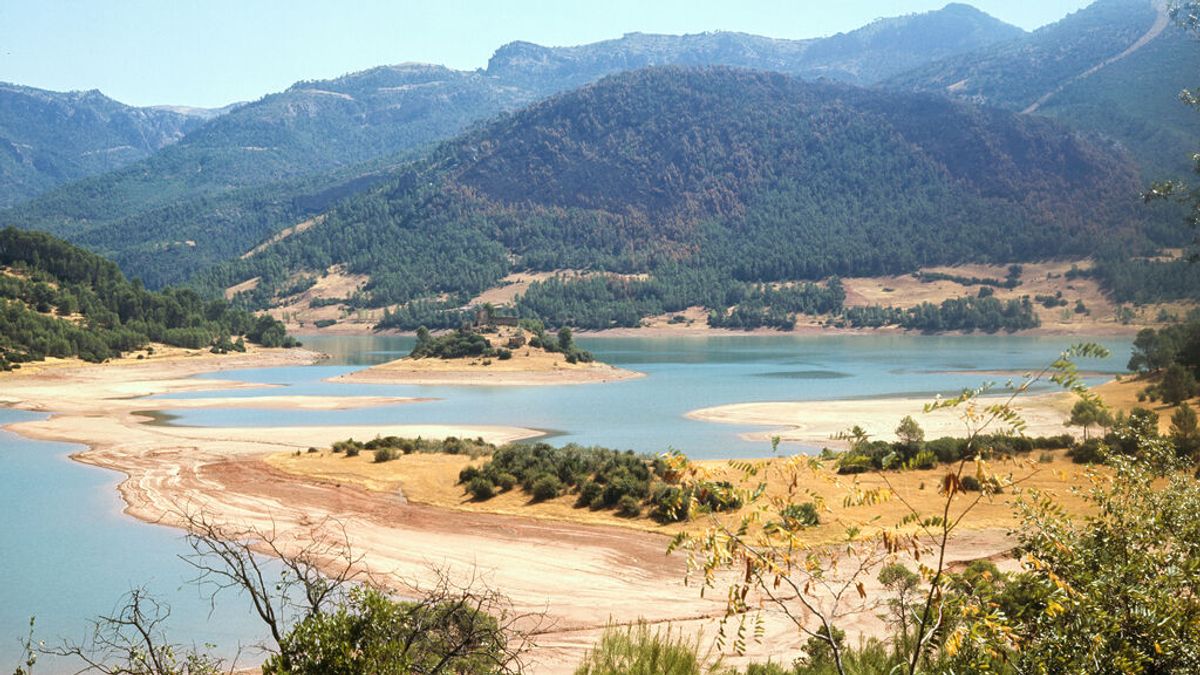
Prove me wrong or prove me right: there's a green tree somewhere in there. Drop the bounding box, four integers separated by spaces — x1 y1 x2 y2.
960 441 1200 671
263 586 511 675
1066 398 1114 440
1170 401 1200 461
894 416 925 446
1161 362 1197 405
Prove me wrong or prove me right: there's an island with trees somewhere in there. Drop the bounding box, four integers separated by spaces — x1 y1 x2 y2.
338 315 641 386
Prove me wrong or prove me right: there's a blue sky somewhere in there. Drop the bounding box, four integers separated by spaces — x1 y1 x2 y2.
0 1 1094 108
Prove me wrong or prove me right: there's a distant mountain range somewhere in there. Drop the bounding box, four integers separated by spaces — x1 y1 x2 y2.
0 84 221 208
0 0 1194 303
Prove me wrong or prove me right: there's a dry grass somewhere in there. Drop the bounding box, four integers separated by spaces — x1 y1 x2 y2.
1093 375 1200 434
267 446 1097 547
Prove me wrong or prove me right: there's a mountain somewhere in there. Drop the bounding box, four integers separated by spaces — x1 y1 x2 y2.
889 0 1200 178
1 4 1024 287
0 227 294 369
201 67 1145 329
0 83 218 208
485 4 1024 89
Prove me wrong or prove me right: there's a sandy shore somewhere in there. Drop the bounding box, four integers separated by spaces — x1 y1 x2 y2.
1 347 1032 672
687 392 1079 447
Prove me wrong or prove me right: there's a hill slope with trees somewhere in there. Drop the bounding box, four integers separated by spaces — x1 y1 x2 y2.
204 67 1146 330
0 4 1024 288
0 227 295 369
889 0 1200 179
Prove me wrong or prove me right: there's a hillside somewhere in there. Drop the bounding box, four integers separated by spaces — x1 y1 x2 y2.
889 0 1200 178
0 227 294 369
1 4 1024 288
205 67 1146 330
0 83 216 208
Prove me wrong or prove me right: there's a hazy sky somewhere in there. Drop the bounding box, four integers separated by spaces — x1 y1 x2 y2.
0 0 1095 108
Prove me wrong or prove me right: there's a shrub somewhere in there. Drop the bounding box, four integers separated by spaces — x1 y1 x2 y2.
779 502 820 529
373 447 399 463
836 454 871 474
1069 438 1107 464
467 477 496 501
616 495 642 518
574 624 708 675
578 480 604 508
961 475 982 492
458 465 481 484
1038 451 1055 463
494 472 517 491
497 348 513 361
531 475 564 502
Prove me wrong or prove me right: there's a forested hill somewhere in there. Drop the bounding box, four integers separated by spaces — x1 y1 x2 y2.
888 0 1200 178
0 228 295 369
0 4 1023 288
0 83 215 208
205 67 1145 328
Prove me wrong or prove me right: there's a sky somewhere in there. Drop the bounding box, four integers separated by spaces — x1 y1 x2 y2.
0 0 1095 109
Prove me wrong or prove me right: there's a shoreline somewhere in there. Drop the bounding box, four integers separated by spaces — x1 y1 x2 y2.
686 391 1081 447
291 322 1145 340
0 349 800 671
0 342 1115 672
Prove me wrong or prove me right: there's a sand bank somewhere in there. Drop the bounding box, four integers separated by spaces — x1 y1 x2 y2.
687 392 1078 447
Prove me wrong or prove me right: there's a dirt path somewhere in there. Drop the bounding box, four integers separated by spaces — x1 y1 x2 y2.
1023 0 1170 114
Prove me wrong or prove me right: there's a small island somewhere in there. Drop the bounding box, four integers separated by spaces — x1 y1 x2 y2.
337 318 643 386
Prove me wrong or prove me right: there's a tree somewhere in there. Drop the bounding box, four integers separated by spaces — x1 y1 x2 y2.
38 589 226 675
264 583 518 675
894 416 925 446
877 564 921 652
961 440 1200 671
1170 401 1200 460
556 326 574 352
1066 398 1113 440
1161 362 1197 405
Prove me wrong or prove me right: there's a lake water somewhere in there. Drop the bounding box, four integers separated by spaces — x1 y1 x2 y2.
0 333 1133 669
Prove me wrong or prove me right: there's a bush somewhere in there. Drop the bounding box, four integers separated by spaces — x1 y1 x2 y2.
616 495 642 518
779 502 820 529
458 465 481 484
531 475 564 501
578 480 604 508
494 472 517 491
467 477 496 501
574 624 708 675
1069 438 1107 464
373 447 399 463
961 475 982 492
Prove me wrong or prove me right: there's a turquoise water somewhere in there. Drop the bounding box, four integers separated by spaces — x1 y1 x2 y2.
163 334 1132 458
0 408 265 672
0 334 1132 669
